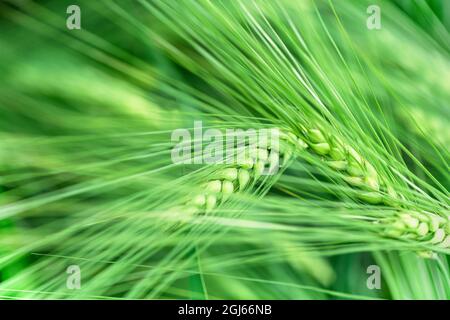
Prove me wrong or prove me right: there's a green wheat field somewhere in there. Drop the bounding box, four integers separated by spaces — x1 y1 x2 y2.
0 0 449 300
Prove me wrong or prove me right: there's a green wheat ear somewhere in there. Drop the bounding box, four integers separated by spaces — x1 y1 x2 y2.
293 125 449 253
182 131 303 216
128 0 448 257
171 123 448 253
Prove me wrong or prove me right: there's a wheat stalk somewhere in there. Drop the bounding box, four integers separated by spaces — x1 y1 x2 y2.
180 124 449 253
